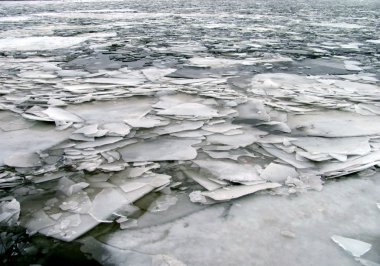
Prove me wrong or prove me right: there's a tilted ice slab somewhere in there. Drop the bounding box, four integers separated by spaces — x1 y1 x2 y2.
200 182 281 201
331 235 372 257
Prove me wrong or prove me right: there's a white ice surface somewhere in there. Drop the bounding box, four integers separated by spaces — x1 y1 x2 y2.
87 174 380 266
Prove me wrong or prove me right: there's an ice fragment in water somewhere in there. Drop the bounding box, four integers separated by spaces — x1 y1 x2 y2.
148 195 178 213
331 235 371 257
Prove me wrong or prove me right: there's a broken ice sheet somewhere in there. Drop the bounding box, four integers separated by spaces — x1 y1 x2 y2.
102 123 131 136
293 137 371 156
193 159 263 183
157 103 219 119
288 111 380 137
182 168 224 191
205 128 263 149
3 152 41 168
200 182 281 201
0 122 72 166
124 116 170 128
331 235 372 257
41 107 83 123
66 98 153 124
119 137 201 162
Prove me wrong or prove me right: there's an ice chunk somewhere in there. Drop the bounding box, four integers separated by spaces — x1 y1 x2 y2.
73 124 100 136
90 188 128 222
119 174 171 203
42 107 83 123
151 121 204 135
202 123 242 133
157 103 219 118
142 68 176 82
67 98 153 124
102 123 131 136
331 235 371 257
189 191 209 204
366 40 380 44
293 137 371 156
124 116 170 128
204 149 255 161
23 210 56 234
236 99 270 122
152 254 186 266
193 160 263 182
18 71 57 79
344 61 363 71
262 145 315 169
57 177 89 197
75 136 123 149
0 199 20 226
201 182 281 201
124 163 160 178
183 168 223 191
288 111 380 137
260 163 298 183
83 77 144 86
148 195 178 213
120 138 201 162
206 130 259 148
48 98 67 107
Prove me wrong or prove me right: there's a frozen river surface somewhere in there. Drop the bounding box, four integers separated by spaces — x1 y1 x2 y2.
0 0 379 265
